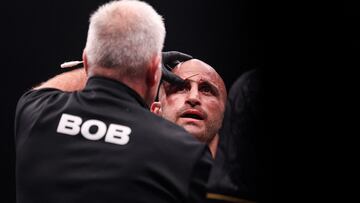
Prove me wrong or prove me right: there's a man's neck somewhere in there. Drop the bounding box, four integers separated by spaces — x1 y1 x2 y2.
208 134 219 158
89 67 147 99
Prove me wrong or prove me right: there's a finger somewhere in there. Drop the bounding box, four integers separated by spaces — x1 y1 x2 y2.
60 61 83 69
167 51 192 62
161 66 185 85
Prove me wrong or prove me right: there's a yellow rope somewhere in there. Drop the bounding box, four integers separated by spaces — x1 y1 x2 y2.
206 193 256 203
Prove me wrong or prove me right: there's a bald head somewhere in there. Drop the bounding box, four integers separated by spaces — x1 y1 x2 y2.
168 59 227 103
151 59 227 156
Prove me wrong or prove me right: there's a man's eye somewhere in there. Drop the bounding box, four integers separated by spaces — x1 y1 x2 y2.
173 85 186 92
166 84 187 94
200 86 213 94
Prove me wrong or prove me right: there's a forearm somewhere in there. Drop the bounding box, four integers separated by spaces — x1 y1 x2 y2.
33 68 87 92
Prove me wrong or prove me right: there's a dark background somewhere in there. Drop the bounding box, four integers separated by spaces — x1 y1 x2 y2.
1 0 264 202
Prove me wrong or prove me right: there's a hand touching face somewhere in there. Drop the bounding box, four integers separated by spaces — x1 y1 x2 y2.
152 59 227 143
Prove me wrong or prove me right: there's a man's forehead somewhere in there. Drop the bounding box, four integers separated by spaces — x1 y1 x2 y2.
159 59 227 102
173 60 221 83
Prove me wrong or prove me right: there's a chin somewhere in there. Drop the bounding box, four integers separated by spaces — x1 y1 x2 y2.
183 127 205 141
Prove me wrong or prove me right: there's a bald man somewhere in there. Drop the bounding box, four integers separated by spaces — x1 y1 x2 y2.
151 59 227 157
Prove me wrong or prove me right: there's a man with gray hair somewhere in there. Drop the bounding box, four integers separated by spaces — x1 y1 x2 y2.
14 1 212 202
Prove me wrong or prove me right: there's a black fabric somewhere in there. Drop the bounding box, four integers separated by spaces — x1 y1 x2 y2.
15 76 212 203
207 69 265 202
161 51 192 86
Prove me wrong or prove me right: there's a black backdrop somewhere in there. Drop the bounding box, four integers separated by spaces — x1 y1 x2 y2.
1 0 263 202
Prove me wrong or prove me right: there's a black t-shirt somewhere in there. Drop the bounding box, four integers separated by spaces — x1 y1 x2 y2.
15 76 212 203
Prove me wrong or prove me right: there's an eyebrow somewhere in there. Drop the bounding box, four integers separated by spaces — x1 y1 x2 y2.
163 75 221 96
198 79 220 96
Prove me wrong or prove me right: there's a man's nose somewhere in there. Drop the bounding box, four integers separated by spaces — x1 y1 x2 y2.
186 88 201 106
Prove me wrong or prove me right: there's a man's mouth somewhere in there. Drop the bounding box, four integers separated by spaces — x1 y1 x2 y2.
180 109 205 120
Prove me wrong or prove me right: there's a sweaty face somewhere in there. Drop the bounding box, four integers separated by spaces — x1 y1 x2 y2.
155 59 227 143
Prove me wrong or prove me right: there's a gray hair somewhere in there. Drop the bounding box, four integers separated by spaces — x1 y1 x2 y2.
85 0 165 77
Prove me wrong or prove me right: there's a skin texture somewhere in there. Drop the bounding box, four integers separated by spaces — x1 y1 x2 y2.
151 59 227 157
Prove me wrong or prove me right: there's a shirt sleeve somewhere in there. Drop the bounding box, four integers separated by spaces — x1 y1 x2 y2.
14 88 63 142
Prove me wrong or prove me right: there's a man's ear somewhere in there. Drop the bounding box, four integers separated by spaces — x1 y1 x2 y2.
150 101 162 116
146 54 161 87
82 50 89 75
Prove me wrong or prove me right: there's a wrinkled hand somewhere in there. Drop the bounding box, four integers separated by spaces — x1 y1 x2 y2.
161 51 192 85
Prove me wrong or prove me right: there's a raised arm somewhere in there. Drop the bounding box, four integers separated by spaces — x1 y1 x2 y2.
33 68 87 92
32 51 191 92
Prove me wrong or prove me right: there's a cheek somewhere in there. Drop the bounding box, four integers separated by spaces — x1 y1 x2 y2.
204 100 225 119
161 96 185 117
206 99 224 110
164 95 186 107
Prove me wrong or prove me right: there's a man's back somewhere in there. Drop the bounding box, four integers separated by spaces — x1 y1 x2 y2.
15 77 212 203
